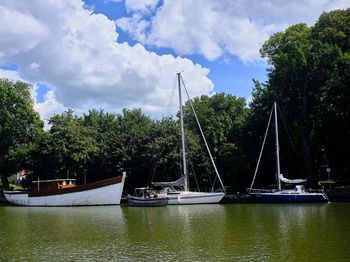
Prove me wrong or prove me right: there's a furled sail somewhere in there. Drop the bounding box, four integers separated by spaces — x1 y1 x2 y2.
152 176 186 187
279 173 306 184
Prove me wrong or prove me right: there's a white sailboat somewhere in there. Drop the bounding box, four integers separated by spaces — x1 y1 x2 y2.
152 73 225 204
248 102 329 203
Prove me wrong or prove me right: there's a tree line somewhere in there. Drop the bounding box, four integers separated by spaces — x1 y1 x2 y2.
1 9 349 193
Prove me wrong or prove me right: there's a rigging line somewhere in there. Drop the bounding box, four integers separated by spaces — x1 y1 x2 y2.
148 160 157 187
211 176 217 192
180 76 225 192
206 162 214 190
181 94 212 188
184 137 199 191
147 142 162 186
249 105 274 192
148 77 178 186
164 76 178 118
178 119 183 178
187 104 211 177
188 153 200 191
147 140 165 187
277 104 306 177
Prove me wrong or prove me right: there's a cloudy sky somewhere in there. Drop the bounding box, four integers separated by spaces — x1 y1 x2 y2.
0 0 349 123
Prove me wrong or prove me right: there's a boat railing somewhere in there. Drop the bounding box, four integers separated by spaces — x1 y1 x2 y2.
247 187 326 194
247 188 277 194
306 188 326 193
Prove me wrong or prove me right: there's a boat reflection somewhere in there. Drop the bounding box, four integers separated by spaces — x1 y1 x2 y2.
121 204 226 261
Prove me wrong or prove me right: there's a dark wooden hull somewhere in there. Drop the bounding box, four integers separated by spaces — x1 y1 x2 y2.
128 196 168 207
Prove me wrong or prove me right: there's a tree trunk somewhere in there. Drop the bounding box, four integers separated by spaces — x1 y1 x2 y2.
0 155 10 190
1 174 9 190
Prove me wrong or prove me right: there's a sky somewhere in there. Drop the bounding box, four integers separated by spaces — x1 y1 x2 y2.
0 0 349 125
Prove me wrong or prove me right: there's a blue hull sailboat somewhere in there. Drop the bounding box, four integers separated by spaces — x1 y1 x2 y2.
248 102 329 203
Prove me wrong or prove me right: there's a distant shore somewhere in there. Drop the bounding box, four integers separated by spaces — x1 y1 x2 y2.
1 190 350 206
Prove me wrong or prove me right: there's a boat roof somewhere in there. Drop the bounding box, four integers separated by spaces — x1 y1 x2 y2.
32 179 76 183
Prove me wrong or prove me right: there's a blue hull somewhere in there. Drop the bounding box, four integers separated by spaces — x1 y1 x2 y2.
250 193 329 203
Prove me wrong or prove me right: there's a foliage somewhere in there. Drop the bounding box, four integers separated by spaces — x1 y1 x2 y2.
183 93 249 191
251 8 350 186
0 79 43 189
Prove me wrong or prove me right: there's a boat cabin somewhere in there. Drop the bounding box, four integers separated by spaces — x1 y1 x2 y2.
31 179 77 192
133 187 158 198
295 185 305 193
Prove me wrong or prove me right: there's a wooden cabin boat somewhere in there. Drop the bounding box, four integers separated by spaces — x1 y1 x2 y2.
4 172 126 206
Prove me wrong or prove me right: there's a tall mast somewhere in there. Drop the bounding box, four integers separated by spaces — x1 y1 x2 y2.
178 73 188 191
274 102 281 191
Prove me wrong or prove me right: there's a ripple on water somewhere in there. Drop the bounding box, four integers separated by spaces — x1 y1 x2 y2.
0 204 350 261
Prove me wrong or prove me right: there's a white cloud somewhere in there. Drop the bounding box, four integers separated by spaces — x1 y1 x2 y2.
125 0 160 14
0 5 48 59
117 0 350 62
0 0 214 121
34 90 67 126
0 69 67 128
0 68 22 81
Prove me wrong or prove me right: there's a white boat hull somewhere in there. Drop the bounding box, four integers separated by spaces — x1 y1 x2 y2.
157 191 225 205
4 175 125 206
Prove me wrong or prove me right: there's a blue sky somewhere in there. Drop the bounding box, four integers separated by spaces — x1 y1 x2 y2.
0 0 348 122
84 0 269 97
84 0 268 98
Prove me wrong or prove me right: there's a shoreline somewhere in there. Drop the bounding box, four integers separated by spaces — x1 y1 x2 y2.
1 191 350 206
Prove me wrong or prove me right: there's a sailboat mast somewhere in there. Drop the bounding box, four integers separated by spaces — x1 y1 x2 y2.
178 73 189 191
274 102 282 191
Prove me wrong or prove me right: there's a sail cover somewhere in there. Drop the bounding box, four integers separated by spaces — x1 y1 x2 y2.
279 173 306 184
152 176 185 187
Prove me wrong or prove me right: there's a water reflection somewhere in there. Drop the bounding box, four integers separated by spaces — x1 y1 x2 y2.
121 205 226 261
1 203 349 261
225 203 337 261
0 206 126 261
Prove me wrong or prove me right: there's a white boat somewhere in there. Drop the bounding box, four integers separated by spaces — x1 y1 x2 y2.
248 102 329 203
152 73 225 204
4 172 126 206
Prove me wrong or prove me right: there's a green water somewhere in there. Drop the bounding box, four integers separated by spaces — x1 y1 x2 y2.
0 203 349 261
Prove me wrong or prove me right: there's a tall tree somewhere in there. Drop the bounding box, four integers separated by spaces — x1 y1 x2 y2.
182 93 249 192
46 110 98 182
0 79 43 189
252 8 350 185
82 109 123 181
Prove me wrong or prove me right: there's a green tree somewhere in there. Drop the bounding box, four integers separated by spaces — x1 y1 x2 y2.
117 108 156 191
46 110 98 182
182 93 249 192
0 79 43 189
81 109 123 182
251 8 350 186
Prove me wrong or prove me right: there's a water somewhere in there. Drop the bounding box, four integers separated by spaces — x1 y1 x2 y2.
0 203 349 261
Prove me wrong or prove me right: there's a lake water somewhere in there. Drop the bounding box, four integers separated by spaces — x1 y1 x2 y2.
1 203 349 261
